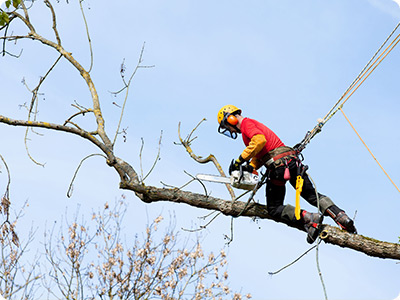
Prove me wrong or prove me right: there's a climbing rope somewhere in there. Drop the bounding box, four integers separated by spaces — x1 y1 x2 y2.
339 107 400 193
324 31 400 123
296 20 400 152
323 20 400 123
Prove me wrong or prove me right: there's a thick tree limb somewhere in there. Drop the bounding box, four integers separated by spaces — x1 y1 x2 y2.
119 180 400 261
320 226 400 260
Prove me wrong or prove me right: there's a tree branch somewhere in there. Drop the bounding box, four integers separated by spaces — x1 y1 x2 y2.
177 120 236 200
119 181 400 260
0 115 113 163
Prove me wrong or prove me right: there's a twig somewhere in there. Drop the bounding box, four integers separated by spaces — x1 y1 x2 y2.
63 108 94 126
44 0 61 45
1 19 23 57
182 211 222 233
139 137 145 180
198 210 219 221
72 101 89 111
24 127 46 167
78 0 93 72
307 172 329 300
22 54 63 166
112 43 155 146
0 154 11 201
233 190 252 202
160 179 196 190
316 240 328 300
224 217 234 245
28 54 63 116
183 170 209 197
236 171 268 217
268 244 319 276
141 131 163 182
0 154 20 247
67 154 107 198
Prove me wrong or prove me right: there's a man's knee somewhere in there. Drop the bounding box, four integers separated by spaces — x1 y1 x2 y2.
267 205 282 218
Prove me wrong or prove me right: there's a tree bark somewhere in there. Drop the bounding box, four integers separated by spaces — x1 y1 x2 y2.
120 179 400 261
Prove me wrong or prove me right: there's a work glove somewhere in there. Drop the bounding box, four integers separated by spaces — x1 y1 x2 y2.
229 156 244 175
241 163 254 174
229 155 253 175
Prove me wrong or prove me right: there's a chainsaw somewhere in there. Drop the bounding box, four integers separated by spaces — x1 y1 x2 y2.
196 169 259 190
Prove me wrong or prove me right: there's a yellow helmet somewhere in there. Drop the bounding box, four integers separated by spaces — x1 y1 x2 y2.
217 105 242 139
217 105 241 124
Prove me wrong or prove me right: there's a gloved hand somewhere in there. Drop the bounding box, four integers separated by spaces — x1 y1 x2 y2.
241 163 254 174
229 155 245 175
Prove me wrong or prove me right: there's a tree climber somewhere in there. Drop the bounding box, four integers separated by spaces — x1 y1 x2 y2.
217 105 357 243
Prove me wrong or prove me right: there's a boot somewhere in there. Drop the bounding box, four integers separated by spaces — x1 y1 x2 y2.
325 206 357 234
302 211 323 244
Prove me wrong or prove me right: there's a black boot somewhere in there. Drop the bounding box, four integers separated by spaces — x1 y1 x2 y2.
325 206 357 234
302 211 323 244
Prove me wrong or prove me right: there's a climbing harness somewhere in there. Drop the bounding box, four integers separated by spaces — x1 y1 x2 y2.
295 19 400 153
263 146 297 168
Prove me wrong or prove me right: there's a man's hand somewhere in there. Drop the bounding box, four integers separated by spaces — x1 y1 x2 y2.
241 163 255 174
229 155 246 175
229 159 241 175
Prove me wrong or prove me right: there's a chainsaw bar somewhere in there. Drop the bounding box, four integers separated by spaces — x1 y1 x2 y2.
196 171 259 191
196 174 231 184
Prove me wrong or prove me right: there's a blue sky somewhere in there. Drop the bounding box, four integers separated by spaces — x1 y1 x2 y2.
1 0 400 299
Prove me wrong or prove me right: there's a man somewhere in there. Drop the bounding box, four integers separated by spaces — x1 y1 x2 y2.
217 105 356 243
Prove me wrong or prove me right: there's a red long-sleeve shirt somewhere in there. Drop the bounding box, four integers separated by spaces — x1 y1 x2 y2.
240 118 285 169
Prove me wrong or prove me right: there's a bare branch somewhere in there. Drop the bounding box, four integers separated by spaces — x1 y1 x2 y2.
15 28 114 150
182 210 221 233
1 18 23 57
0 115 112 162
142 131 163 182
19 0 31 25
67 153 107 198
78 0 93 72
111 43 155 146
63 108 94 127
178 120 236 200
183 170 209 197
24 127 45 167
9 9 35 33
21 54 64 166
44 0 61 45
268 243 319 276
0 154 11 203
